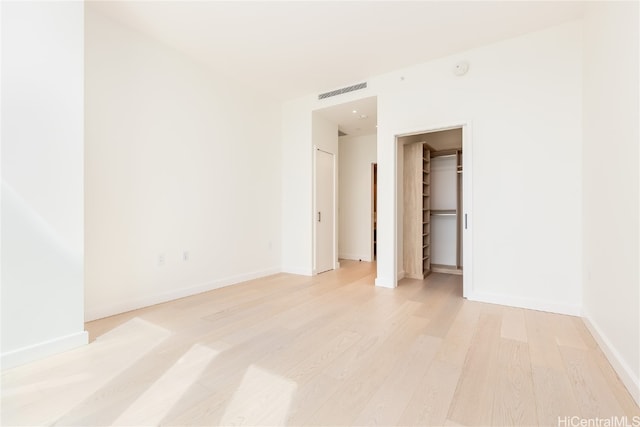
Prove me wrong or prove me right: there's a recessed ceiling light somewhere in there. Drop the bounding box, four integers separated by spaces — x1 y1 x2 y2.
352 110 357 114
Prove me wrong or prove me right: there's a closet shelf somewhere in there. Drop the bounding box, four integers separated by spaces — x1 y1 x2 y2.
403 142 431 279
431 209 456 216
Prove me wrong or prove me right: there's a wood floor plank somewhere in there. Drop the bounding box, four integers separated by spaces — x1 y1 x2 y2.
301 315 430 426
447 312 502 426
195 327 297 392
353 334 441 426
501 306 528 343
435 301 481 367
2 260 638 427
2 318 173 427
531 365 581 426
525 309 566 370
444 419 467 427
111 344 219 426
560 345 626 418
283 373 342 425
491 339 538 426
549 313 589 350
52 337 227 426
397 359 462 427
321 300 422 381
162 326 309 425
412 275 457 320
282 330 362 386
219 278 373 347
422 287 465 338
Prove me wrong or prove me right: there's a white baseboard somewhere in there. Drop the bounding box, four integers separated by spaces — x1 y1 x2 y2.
1 330 88 370
281 266 313 276
338 254 372 262
583 313 640 406
85 266 281 322
466 291 582 316
397 270 406 280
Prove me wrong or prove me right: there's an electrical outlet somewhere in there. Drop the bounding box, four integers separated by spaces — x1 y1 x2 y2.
183 251 189 261
158 254 165 266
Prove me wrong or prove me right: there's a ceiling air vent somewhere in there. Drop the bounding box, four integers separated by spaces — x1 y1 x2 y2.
318 82 367 100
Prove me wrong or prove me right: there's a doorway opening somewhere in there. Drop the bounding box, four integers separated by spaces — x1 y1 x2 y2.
313 96 378 270
430 146 463 275
396 123 472 297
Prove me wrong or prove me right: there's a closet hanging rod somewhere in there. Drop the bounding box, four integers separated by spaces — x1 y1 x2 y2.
431 212 457 216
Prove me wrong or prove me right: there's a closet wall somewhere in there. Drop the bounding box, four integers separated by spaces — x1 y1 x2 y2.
431 155 458 266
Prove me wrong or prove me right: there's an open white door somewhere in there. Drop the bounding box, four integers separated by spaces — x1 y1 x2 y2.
315 149 334 274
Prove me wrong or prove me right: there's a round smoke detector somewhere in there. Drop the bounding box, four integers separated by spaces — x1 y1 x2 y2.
453 61 470 76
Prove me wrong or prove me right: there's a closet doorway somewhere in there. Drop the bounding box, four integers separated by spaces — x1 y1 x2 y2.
398 124 472 297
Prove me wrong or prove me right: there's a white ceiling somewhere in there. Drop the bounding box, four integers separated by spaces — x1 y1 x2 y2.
315 96 378 137
89 1 585 103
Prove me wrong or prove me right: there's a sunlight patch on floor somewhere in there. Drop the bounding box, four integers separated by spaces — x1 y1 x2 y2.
1 373 93 398
220 364 297 426
1 317 171 426
112 343 219 426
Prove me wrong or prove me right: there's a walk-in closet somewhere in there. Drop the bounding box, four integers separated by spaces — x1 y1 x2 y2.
402 128 463 279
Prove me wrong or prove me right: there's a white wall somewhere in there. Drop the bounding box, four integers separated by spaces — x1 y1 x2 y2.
84 7 282 320
1 1 88 368
338 134 377 261
582 1 639 404
282 21 584 311
282 89 375 275
312 113 339 155
281 98 313 275
375 21 583 313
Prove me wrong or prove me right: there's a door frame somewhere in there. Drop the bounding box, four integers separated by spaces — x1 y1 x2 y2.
313 146 338 275
371 163 377 262
394 121 473 298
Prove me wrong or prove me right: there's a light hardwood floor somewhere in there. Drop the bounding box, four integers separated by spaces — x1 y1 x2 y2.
2 260 638 426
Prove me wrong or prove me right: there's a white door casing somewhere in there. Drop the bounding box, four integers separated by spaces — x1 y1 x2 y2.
392 122 472 297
